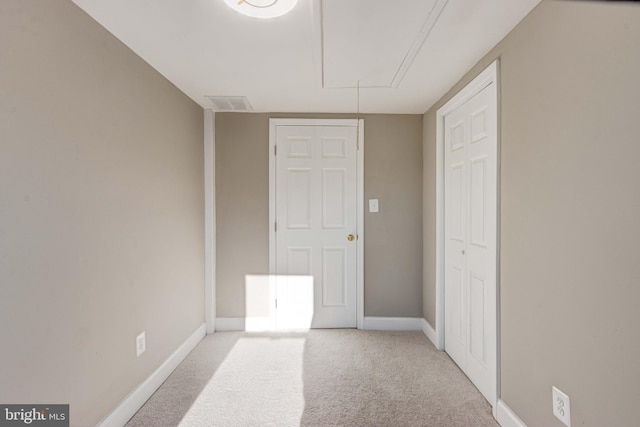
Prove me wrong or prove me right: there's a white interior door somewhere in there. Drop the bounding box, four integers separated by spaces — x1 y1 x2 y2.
275 124 358 328
444 82 497 403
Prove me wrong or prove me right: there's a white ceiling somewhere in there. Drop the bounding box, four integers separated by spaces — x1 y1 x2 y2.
71 0 541 114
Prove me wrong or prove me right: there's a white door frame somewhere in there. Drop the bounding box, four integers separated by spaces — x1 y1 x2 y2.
204 109 216 334
269 118 365 329
435 60 500 408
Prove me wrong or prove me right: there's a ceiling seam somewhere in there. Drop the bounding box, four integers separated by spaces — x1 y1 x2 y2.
390 0 449 88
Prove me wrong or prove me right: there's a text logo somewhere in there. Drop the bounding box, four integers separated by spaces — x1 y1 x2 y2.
0 405 68 427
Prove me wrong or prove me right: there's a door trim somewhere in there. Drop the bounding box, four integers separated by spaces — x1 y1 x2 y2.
269 118 365 329
204 109 216 334
435 60 500 408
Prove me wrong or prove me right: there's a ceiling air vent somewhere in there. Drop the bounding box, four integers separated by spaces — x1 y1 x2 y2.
206 96 253 112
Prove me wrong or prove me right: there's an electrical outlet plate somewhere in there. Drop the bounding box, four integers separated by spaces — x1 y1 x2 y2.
552 386 571 427
136 331 146 357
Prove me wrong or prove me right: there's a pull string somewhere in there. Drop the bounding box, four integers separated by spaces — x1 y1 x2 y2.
356 80 360 147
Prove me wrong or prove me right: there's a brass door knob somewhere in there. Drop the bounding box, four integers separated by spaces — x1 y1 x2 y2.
347 234 355 241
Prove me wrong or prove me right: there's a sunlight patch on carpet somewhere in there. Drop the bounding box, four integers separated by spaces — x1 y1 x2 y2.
178 335 306 426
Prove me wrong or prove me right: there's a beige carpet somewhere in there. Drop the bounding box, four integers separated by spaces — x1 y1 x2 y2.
126 330 499 427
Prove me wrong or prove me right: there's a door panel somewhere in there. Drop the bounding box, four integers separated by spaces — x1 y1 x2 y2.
445 105 468 367
469 272 486 363
448 265 464 342
286 169 312 229
275 275 314 330
287 136 312 158
287 247 311 276
321 137 347 158
322 247 347 307
322 169 347 228
470 156 487 247
450 162 465 242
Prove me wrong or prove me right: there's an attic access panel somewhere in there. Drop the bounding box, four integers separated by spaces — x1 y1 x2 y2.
320 0 441 88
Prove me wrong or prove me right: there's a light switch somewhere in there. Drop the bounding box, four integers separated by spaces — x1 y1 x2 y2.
369 199 379 213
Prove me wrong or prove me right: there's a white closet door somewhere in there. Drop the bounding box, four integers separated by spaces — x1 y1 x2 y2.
444 83 497 403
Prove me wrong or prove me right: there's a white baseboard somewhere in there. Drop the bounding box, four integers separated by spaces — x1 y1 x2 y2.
215 317 245 331
215 317 275 331
420 318 441 349
362 317 423 331
97 323 206 427
496 399 527 427
245 316 276 331
218 317 425 332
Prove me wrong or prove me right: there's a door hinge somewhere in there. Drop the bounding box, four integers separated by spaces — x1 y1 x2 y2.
275 299 278 309
275 222 277 232
274 145 277 156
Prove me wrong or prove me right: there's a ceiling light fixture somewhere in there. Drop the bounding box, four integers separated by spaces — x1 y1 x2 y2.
224 0 298 19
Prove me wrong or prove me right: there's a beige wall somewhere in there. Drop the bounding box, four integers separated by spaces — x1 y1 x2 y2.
216 113 423 318
423 1 640 425
0 2 204 426
422 112 437 326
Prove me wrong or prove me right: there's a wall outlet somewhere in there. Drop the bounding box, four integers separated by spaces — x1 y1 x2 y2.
136 331 146 357
552 386 571 426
